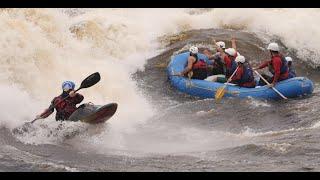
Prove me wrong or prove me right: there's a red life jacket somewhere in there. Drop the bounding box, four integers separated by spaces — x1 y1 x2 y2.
268 54 289 81
224 55 237 78
52 94 83 120
191 54 207 80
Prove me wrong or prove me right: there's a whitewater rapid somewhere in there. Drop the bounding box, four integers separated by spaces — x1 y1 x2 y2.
1 8 320 156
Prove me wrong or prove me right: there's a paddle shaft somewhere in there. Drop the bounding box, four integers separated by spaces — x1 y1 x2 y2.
226 66 239 84
254 70 288 100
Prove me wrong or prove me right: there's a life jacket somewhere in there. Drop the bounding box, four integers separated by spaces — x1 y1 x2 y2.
191 54 208 80
268 55 289 75
288 65 297 78
229 59 238 76
225 56 238 78
212 54 225 75
52 93 82 121
239 63 255 87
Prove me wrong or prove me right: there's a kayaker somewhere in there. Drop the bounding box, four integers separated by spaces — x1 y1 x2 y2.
35 81 84 121
286 56 297 78
230 55 256 88
177 46 208 80
253 42 289 87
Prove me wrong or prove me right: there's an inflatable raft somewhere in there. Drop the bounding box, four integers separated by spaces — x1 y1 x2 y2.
167 52 314 100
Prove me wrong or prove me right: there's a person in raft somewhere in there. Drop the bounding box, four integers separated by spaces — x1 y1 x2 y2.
205 38 239 83
230 55 256 88
253 42 289 87
285 56 297 78
176 46 208 80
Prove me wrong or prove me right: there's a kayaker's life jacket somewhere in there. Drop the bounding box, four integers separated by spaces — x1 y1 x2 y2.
191 53 208 80
52 92 84 121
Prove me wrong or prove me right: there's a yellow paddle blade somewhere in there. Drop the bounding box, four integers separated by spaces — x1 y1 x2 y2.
215 87 226 101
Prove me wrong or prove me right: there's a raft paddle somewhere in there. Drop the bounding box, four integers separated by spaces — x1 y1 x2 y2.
30 72 101 124
215 66 239 101
253 70 288 100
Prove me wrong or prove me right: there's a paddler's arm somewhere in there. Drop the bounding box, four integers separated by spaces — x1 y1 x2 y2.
253 60 270 70
36 103 54 119
69 91 84 104
231 37 237 52
179 56 194 76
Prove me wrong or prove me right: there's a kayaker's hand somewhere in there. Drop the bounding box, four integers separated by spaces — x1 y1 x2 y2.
35 114 42 119
252 67 259 71
69 90 76 97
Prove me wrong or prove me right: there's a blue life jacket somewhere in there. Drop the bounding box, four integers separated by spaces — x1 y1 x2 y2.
239 63 254 84
288 66 297 78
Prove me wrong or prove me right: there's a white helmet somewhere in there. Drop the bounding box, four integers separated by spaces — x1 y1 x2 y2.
267 42 279 51
235 55 246 63
225 48 236 56
189 46 198 54
216 41 226 49
285 56 293 62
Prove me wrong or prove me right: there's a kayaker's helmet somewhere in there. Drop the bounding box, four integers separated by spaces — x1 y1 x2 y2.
189 46 198 54
62 81 75 91
285 57 293 62
216 41 226 49
267 42 279 52
235 55 246 64
225 48 236 57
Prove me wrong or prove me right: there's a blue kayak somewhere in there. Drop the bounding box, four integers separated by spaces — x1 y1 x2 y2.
167 52 314 100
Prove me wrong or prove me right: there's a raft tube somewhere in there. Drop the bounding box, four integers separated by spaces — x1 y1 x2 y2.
167 52 314 100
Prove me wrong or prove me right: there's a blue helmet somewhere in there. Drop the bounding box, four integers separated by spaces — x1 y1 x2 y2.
62 81 75 91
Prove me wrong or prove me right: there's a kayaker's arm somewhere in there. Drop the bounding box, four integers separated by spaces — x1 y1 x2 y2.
71 93 84 104
37 103 54 119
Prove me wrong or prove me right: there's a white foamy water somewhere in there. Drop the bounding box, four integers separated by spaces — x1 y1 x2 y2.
1 8 320 152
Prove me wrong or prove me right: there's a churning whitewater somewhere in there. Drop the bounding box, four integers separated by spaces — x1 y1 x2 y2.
1 8 320 171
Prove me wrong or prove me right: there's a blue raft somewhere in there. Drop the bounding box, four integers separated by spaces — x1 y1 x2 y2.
167 52 314 100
